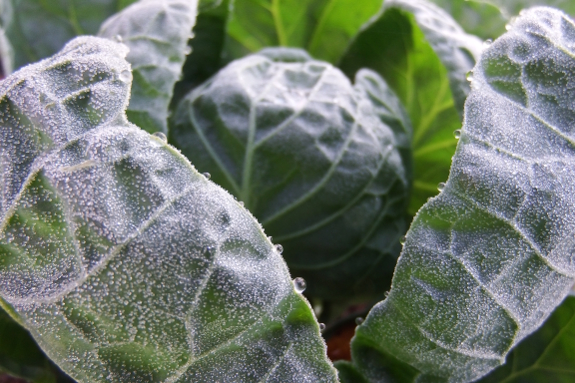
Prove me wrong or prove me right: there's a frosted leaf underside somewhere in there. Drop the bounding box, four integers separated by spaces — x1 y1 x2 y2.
352 7 575 383
171 48 410 300
0 37 337 383
98 0 198 134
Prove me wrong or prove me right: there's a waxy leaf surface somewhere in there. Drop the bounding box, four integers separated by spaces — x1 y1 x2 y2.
339 0 482 214
348 7 575 383
2 0 139 70
99 0 198 134
171 48 411 301
0 36 337 383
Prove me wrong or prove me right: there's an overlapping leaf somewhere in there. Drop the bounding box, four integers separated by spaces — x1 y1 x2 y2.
2 0 139 70
99 0 198 134
170 48 411 301
339 0 483 214
225 0 381 63
477 296 575 383
346 7 575 382
0 36 337 383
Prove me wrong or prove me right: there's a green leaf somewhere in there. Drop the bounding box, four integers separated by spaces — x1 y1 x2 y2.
172 0 233 105
0 305 57 382
98 0 199 135
477 296 575 383
0 36 337 383
477 0 575 19
347 7 575 382
3 0 139 70
170 48 411 301
429 0 506 40
225 0 381 63
339 0 483 215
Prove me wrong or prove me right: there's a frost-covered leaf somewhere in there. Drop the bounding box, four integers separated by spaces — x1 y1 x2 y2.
172 0 233 104
0 36 337 383
170 48 411 301
477 296 575 383
339 0 482 214
99 0 198 135
225 0 381 63
347 7 575 382
2 0 139 70
0 305 57 382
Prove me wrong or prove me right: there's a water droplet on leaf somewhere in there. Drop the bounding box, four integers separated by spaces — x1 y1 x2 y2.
119 69 131 83
437 182 446 191
454 129 461 139
293 277 306 293
275 244 283 254
114 35 123 43
400 235 406 245
152 132 167 142
319 323 326 331
466 71 474 82
202 172 211 180
355 317 364 325
483 39 493 48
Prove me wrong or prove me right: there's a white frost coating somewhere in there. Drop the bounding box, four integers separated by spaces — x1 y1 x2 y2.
355 7 575 383
0 37 337 383
385 0 483 113
99 0 198 134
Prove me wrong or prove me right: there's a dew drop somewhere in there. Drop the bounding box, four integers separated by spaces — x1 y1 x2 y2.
238 201 245 207
114 34 123 43
275 244 283 254
319 323 326 332
454 129 461 139
482 39 493 48
437 182 446 191
355 317 364 325
400 235 406 245
202 172 211 180
119 69 131 83
293 277 306 293
466 70 474 82
152 132 167 142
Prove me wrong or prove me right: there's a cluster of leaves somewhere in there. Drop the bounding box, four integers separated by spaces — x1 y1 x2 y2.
0 0 574 382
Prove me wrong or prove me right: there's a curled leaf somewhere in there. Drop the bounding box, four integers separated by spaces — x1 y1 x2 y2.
348 7 575 382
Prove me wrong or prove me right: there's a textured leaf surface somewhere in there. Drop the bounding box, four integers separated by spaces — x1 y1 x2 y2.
477 296 575 383
170 48 410 301
3 0 138 70
225 0 381 63
339 0 482 214
172 0 232 105
348 7 575 382
0 36 337 383
99 0 198 134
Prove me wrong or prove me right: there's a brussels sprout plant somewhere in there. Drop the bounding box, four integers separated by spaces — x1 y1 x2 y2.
0 0 574 382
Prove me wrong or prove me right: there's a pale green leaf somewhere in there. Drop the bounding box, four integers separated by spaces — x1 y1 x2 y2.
347 7 575 382
98 0 199 134
0 36 337 383
225 0 380 63
339 0 482 215
2 0 139 70
170 48 411 301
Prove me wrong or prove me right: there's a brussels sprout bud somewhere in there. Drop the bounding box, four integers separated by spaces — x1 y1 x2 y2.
171 48 412 300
